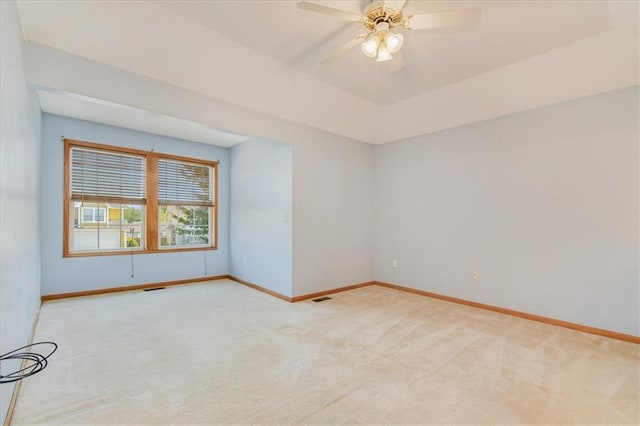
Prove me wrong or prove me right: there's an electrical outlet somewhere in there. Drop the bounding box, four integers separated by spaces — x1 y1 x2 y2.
243 256 247 265
472 271 479 280
392 259 398 268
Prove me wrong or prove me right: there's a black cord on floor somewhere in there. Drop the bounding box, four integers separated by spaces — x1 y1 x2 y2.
0 342 57 384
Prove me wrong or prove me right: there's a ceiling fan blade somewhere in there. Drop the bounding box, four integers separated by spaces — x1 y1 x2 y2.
384 0 407 12
297 2 363 22
407 7 481 30
321 33 368 64
388 50 405 73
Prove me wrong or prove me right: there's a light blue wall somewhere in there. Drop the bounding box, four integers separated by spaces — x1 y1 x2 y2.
0 1 42 424
291 132 374 296
230 139 292 296
40 114 230 295
374 87 639 336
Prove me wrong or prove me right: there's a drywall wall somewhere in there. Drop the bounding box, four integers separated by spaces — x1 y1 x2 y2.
0 1 42 424
228 128 373 298
40 114 230 295
374 86 639 336
291 132 374 296
230 139 292 296
24 44 376 298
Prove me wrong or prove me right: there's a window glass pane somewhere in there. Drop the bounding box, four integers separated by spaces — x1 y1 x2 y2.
95 208 106 223
68 143 148 255
159 205 211 248
70 202 145 253
82 208 94 222
73 205 99 251
122 205 144 249
71 147 146 200
158 159 213 205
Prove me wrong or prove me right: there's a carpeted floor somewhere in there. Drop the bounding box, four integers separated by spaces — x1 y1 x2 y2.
10 280 640 424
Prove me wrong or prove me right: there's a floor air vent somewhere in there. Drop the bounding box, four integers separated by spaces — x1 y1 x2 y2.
312 296 331 302
143 287 166 292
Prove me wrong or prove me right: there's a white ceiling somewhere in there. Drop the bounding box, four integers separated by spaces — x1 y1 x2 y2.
16 0 640 145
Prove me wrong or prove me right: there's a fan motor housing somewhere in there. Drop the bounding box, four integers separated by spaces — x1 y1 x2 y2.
363 5 403 31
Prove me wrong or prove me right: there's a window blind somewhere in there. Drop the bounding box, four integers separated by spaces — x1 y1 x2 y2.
70 147 146 202
158 159 213 206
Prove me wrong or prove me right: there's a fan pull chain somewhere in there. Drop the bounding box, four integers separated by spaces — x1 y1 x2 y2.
130 227 135 278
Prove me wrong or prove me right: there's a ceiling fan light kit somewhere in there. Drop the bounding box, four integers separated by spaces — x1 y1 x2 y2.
297 0 481 71
361 21 404 62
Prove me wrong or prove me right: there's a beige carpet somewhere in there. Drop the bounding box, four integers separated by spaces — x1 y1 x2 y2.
11 280 639 424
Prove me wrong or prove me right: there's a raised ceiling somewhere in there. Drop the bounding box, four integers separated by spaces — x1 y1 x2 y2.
158 0 612 106
16 1 640 145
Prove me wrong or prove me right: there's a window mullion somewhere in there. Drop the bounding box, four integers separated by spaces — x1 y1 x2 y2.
147 154 159 251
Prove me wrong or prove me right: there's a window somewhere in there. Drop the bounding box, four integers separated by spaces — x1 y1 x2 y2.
64 139 218 256
158 158 214 248
81 207 107 223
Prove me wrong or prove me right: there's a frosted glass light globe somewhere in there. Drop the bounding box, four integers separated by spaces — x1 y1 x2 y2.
385 33 404 53
361 37 380 58
376 45 393 62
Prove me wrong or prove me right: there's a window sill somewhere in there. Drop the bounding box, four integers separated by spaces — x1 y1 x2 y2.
63 246 217 258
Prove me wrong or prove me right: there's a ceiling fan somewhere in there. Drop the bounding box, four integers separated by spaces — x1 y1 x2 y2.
297 0 481 72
